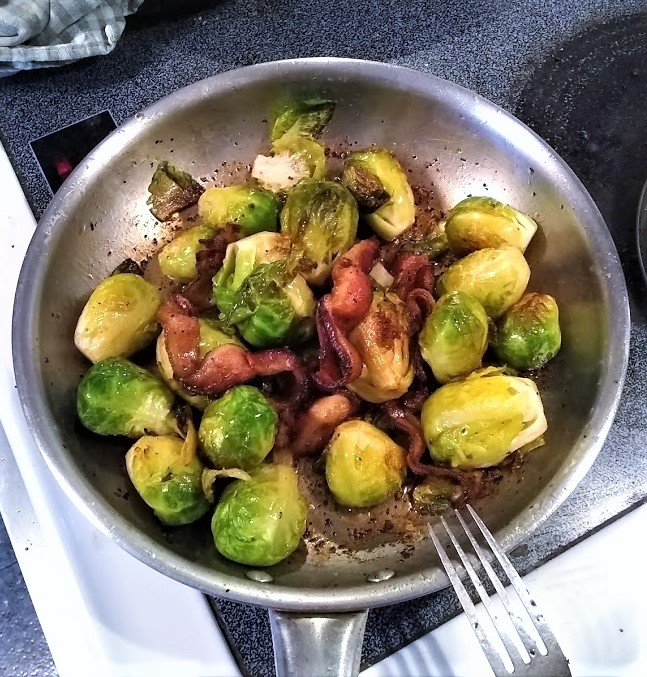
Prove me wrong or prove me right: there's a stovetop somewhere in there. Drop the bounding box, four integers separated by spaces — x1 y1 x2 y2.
1 2 646 675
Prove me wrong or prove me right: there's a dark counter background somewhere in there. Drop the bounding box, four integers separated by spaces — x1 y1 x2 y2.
1 1 646 675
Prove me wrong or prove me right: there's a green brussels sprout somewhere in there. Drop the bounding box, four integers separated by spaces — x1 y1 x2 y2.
270 98 335 141
212 464 308 566
492 293 561 370
421 371 547 469
445 196 538 256
147 161 204 221
125 422 210 526
412 477 462 514
347 292 415 403
341 148 415 241
419 291 489 384
437 246 530 319
252 136 326 194
156 317 243 410
280 179 359 284
213 232 316 347
199 386 278 470
158 224 216 282
198 185 280 236
74 273 162 364
325 420 407 508
77 357 178 437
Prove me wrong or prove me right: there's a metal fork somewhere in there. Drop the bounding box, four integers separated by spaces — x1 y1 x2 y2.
429 504 572 676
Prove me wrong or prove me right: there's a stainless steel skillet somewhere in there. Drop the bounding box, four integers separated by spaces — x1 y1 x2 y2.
12 58 630 675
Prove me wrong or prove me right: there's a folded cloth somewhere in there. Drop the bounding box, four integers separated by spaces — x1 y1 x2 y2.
0 0 144 76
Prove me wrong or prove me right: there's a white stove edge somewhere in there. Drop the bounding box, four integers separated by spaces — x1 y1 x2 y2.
1 140 645 677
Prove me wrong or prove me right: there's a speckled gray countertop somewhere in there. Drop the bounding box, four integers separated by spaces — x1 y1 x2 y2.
1 1 646 675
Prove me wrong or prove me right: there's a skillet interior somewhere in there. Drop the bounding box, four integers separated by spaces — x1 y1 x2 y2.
13 59 629 612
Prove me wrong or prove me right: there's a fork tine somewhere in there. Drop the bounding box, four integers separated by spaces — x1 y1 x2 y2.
456 510 538 659
466 505 566 662
428 523 512 676
440 516 524 673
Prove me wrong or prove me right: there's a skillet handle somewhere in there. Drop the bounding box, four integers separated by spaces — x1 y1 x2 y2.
269 609 368 677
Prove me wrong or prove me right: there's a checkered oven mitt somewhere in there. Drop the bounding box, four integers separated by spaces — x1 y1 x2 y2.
0 0 144 76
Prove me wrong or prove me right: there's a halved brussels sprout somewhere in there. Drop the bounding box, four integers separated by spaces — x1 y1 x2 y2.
341 148 415 241
347 292 415 403
77 357 178 438
419 291 489 384
213 232 316 347
270 98 335 141
198 185 280 236
158 224 216 282
74 273 162 364
211 464 308 566
147 161 204 221
437 246 530 318
125 421 210 526
280 179 358 285
199 386 278 470
421 371 547 469
445 196 538 256
325 420 407 508
492 293 561 370
252 136 326 194
156 317 243 410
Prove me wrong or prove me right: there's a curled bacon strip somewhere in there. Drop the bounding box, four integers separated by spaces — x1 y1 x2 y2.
392 252 434 301
177 224 239 313
158 299 307 405
313 239 379 390
380 401 483 500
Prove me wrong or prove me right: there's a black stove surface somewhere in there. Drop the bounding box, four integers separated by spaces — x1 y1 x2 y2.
1 2 646 676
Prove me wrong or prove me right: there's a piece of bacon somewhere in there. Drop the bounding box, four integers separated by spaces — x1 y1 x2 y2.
177 224 239 313
158 298 307 405
381 401 484 500
313 239 379 390
391 252 434 301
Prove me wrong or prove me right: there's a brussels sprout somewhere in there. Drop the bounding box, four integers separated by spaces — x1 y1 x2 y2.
280 179 358 284
125 421 210 526
147 161 205 221
492 293 561 370
270 98 335 141
212 464 307 566
412 477 462 514
158 224 216 282
252 136 326 194
74 273 162 364
341 164 389 211
419 291 489 384
341 148 415 241
156 317 242 410
325 420 407 508
437 246 530 318
421 371 547 469
198 185 280 236
199 386 278 470
445 197 538 256
347 292 415 403
77 357 178 437
213 232 316 347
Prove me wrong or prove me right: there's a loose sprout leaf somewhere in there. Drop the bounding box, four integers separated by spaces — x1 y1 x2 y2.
110 258 144 277
270 98 336 142
341 164 390 212
402 231 450 260
412 477 463 514
147 160 204 221
202 468 251 503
